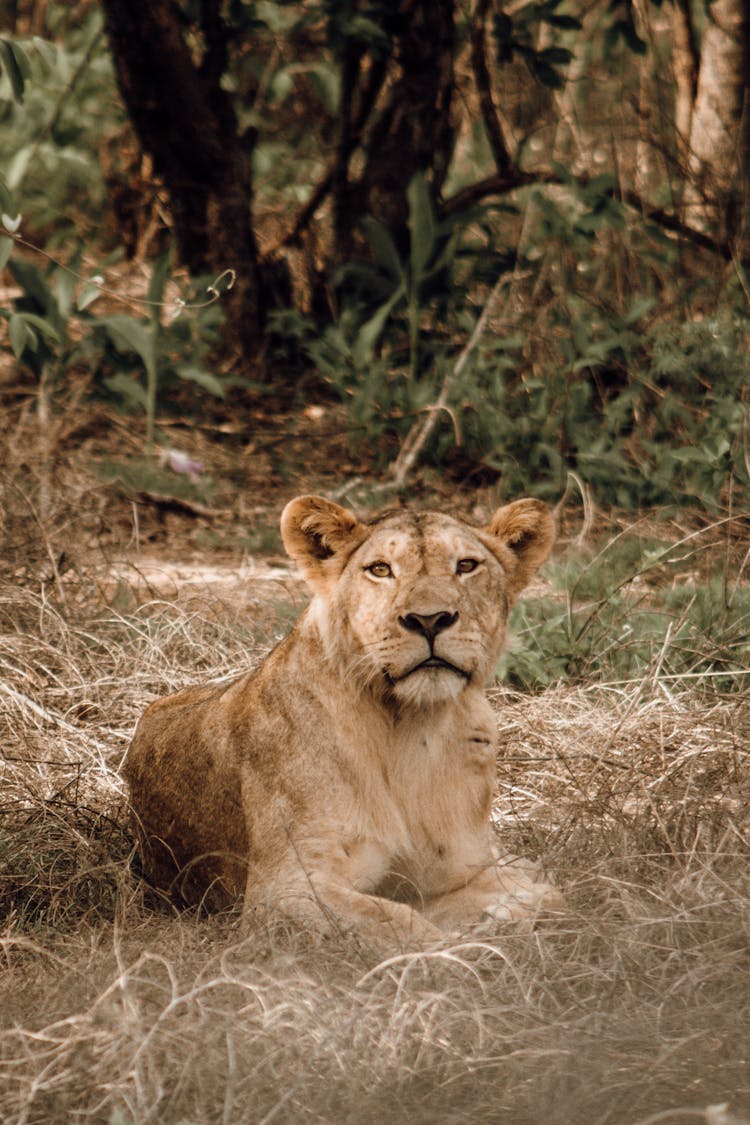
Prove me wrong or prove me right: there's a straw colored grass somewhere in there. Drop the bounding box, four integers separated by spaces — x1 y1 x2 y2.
1 571 748 1124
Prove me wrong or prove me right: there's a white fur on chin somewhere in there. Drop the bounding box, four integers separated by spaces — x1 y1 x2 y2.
390 666 468 709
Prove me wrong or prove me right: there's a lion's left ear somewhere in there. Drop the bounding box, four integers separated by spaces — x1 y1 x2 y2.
281 495 369 593
484 499 555 601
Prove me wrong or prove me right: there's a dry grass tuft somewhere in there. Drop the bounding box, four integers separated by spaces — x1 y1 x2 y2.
492 685 750 876
1 572 749 1124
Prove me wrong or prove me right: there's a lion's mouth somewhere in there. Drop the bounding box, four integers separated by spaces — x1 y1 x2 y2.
390 656 469 682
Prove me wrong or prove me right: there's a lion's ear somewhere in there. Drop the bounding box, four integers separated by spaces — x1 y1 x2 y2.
484 499 555 601
281 495 369 592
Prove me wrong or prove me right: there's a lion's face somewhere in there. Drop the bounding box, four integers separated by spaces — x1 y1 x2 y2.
281 496 555 710
332 513 513 707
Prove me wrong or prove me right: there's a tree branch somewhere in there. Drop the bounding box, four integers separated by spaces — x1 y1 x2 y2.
470 0 513 175
442 170 740 261
275 57 388 251
388 270 522 486
441 170 546 214
618 188 734 260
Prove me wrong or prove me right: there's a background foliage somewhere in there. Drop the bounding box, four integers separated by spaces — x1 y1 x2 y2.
1 0 748 512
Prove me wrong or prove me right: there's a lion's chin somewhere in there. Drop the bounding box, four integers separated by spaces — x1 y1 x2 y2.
388 665 468 709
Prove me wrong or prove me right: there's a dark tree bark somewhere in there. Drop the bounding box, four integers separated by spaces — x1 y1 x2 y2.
364 0 455 230
0 2 18 32
333 0 456 254
101 0 266 368
332 39 367 260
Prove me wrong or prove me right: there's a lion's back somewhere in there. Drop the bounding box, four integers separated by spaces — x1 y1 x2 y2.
125 679 249 908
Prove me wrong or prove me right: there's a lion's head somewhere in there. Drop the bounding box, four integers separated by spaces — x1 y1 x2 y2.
281 496 554 709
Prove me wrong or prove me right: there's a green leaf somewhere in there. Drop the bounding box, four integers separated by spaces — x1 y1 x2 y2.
585 173 617 197
524 52 566 88
10 37 31 78
5 145 32 191
538 45 573 66
0 235 12 271
492 12 515 64
621 19 647 55
12 311 61 343
606 17 647 55
671 446 709 465
407 174 436 282
492 334 525 351
104 371 148 410
54 269 76 320
77 279 103 311
31 36 58 68
270 67 293 105
0 177 13 213
174 364 226 398
100 315 154 369
253 0 297 33
9 313 36 356
546 14 582 29
360 217 403 280
0 38 30 102
546 160 572 184
352 288 404 368
8 259 61 325
341 15 390 49
623 296 655 325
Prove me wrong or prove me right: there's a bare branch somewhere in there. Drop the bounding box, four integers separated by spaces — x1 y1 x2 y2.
388 270 526 487
274 58 389 252
442 170 740 262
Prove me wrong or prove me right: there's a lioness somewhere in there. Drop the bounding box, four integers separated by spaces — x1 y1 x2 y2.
125 495 562 947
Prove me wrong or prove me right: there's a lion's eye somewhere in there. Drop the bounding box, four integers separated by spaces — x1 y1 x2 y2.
367 561 392 578
456 558 479 575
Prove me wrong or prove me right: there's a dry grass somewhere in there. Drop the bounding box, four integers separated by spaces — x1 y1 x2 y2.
1 560 749 1124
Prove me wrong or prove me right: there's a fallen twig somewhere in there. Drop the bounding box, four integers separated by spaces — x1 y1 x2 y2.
388 270 529 487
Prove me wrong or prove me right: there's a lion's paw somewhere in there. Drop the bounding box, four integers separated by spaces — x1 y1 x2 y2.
483 883 564 925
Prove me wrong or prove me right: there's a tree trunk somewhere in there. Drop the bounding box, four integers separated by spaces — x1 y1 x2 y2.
683 0 749 237
101 0 266 368
0 2 18 31
344 0 456 250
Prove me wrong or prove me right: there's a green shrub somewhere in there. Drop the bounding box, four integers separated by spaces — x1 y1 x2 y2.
501 532 750 691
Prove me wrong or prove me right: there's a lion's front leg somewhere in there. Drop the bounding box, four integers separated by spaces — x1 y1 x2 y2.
421 855 564 931
244 866 444 950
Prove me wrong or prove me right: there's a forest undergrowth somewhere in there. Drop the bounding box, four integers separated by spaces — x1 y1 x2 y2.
1 464 748 1125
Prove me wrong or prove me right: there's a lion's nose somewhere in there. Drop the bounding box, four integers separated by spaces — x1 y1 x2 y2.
398 610 458 642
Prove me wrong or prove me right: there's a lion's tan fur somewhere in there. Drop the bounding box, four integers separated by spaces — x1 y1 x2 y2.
124 496 561 946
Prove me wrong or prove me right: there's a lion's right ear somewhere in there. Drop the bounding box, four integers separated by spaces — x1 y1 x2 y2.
281 495 369 592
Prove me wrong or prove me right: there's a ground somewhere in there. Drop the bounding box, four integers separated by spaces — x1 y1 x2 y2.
0 385 748 1124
